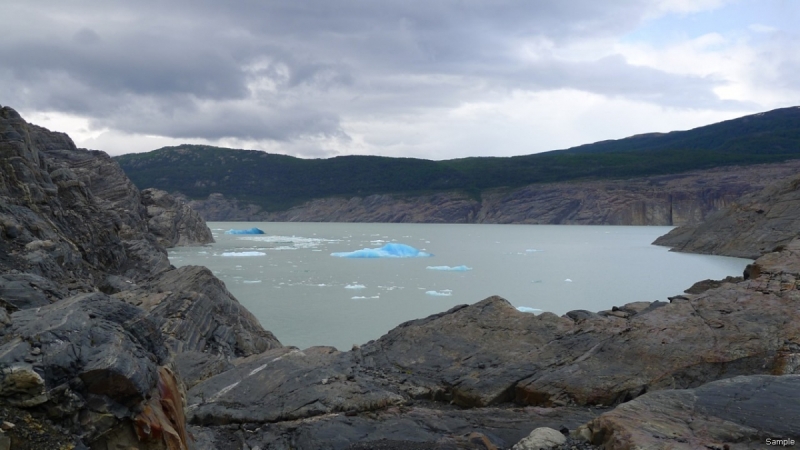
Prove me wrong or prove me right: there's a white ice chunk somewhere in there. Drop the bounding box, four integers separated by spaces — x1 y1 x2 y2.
345 284 366 289
516 306 543 314
425 289 453 297
221 251 266 257
426 265 472 272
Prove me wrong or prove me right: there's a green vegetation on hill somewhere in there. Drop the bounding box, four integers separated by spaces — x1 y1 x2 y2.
115 106 800 211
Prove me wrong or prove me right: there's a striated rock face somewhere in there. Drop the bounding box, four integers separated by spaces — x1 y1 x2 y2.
185 161 800 225
655 173 800 259
0 105 261 449
142 188 214 248
114 265 282 387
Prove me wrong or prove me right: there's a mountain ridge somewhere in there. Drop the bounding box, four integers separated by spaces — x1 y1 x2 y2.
114 106 800 214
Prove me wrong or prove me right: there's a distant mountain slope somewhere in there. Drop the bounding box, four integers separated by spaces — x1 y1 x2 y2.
115 106 800 212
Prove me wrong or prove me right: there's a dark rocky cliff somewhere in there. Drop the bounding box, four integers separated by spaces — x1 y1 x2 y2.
2 105 799 449
185 161 800 226
0 105 277 449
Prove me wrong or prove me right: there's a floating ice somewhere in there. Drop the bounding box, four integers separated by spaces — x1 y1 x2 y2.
425 289 453 297
345 284 366 289
331 243 432 258
221 251 266 257
525 249 542 253
564 278 573 282
225 227 265 235
243 280 262 284
426 265 472 272
237 234 339 250
516 306 543 314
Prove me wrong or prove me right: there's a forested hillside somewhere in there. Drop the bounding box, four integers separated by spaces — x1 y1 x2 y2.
115 106 800 211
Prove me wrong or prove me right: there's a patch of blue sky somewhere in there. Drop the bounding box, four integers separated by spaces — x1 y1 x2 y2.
621 1 796 47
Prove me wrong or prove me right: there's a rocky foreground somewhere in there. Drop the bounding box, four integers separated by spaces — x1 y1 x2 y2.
1 105 799 449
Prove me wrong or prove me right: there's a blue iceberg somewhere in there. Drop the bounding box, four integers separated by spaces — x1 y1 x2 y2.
331 243 432 258
426 265 472 272
225 227 265 235
516 306 543 314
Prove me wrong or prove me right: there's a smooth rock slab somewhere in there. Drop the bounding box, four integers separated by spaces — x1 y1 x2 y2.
586 375 800 449
187 346 405 426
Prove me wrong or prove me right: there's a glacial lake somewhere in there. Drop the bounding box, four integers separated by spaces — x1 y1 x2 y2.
168 222 751 350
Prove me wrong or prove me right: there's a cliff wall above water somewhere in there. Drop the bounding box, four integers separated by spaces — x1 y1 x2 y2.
186 161 800 226
655 172 800 259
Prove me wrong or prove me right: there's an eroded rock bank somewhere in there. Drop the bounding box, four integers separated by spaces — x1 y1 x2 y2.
184 161 800 226
655 172 800 259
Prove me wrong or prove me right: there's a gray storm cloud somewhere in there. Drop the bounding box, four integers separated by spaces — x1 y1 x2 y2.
0 0 785 150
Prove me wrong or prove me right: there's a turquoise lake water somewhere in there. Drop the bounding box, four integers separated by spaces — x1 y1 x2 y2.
168 222 751 350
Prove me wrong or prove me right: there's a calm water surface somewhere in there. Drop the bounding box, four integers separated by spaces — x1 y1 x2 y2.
168 222 750 350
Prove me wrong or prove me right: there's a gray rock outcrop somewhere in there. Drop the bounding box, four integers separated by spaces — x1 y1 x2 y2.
142 188 214 247
0 105 263 449
585 375 800 449
655 173 800 259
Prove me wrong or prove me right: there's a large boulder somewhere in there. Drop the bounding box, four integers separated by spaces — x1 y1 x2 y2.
0 292 189 449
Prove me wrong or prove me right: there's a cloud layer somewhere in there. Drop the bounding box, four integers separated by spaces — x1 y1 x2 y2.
2 1 798 158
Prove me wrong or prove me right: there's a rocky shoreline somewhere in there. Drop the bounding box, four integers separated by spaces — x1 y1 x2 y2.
1 105 799 449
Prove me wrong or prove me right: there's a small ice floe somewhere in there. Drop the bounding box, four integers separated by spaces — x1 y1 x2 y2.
225 227 265 235
426 265 472 272
332 243 432 258
345 284 366 289
425 289 453 297
564 278 573 282
220 251 266 257
525 249 542 253
243 280 262 284
516 306 543 314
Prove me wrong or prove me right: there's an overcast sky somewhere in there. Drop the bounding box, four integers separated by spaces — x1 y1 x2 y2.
2 1 799 159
